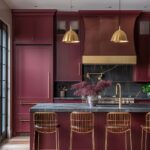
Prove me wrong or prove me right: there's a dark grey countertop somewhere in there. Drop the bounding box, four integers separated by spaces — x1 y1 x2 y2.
30 103 150 113
54 97 150 100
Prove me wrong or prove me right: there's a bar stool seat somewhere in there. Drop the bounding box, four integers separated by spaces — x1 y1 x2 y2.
70 112 95 150
105 112 132 150
33 112 59 150
141 112 150 150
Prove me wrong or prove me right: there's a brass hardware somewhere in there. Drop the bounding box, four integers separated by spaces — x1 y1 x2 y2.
20 119 30 122
33 112 59 150
141 112 150 150
82 56 137 64
48 72 50 99
70 112 95 150
78 62 81 76
20 101 37 105
105 112 132 150
115 83 122 109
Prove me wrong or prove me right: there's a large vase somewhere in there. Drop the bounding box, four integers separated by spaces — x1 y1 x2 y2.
87 95 98 107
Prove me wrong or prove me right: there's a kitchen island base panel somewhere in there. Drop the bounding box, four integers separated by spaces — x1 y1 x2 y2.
30 112 149 150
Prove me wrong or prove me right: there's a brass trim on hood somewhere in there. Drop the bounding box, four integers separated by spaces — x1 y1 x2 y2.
82 56 137 64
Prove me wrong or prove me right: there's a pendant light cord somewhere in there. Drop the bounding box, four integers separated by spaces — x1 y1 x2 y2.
118 0 121 28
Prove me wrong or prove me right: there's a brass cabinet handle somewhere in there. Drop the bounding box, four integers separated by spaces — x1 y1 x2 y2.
20 101 37 105
19 119 30 122
78 62 81 76
48 72 50 99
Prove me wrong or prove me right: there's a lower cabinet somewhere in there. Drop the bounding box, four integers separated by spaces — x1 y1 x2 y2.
13 45 53 135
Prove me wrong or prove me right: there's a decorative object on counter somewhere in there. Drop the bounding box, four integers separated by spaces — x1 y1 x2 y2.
110 0 128 43
142 83 150 97
62 0 80 43
60 86 68 97
71 80 112 107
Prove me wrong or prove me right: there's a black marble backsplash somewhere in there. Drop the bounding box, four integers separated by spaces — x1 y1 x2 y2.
54 65 148 98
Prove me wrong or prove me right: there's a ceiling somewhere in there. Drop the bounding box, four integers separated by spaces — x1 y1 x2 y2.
3 0 150 11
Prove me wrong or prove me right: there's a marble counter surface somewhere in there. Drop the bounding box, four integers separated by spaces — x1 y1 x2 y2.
30 103 150 113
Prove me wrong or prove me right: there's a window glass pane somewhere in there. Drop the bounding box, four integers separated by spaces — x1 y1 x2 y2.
0 27 1 46
2 98 6 132
2 65 6 81
0 20 8 139
2 28 7 48
2 48 6 65
2 81 6 98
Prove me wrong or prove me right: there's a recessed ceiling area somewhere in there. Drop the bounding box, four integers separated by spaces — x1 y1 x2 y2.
3 0 150 11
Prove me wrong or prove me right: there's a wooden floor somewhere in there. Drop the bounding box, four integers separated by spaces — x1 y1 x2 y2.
0 136 29 150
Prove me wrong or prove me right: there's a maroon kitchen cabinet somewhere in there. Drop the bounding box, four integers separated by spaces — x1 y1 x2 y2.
13 10 55 44
56 35 81 81
12 10 56 135
133 14 150 82
55 12 82 81
14 45 53 134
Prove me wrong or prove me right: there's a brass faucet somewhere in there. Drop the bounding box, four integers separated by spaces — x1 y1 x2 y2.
115 83 122 109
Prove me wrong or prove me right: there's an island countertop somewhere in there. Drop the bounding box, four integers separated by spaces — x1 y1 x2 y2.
30 103 150 112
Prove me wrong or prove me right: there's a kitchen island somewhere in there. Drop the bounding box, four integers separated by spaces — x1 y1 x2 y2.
30 103 150 150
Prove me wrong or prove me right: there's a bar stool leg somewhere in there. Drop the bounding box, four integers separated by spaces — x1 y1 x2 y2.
92 130 95 150
57 129 59 150
129 130 132 150
105 128 108 150
125 132 127 150
32 130 35 150
37 133 40 150
145 131 147 150
70 130 73 150
56 130 58 150
141 128 144 150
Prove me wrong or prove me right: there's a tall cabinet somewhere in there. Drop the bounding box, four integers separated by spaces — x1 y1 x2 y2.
55 12 82 81
12 10 56 135
133 13 150 82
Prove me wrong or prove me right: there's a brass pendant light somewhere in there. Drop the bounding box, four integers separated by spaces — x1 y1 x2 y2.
62 0 80 43
62 26 80 43
111 0 128 43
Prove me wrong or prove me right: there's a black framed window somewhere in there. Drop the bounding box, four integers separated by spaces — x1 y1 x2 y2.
0 20 8 142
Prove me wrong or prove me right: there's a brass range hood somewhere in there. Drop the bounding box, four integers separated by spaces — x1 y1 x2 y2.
81 11 140 65
82 55 137 65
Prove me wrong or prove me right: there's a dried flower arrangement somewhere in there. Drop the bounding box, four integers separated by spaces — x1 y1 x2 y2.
71 80 112 97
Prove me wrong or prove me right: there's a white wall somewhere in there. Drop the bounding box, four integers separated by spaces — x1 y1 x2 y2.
0 0 12 138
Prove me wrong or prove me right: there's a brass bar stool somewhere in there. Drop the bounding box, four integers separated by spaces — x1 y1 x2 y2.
141 112 150 150
105 112 132 150
33 112 59 150
70 112 95 150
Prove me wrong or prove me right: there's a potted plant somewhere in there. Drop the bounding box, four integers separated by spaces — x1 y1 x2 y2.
142 83 150 97
71 80 112 107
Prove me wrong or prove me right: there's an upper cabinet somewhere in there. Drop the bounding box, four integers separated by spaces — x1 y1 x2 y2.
133 13 150 82
55 12 82 81
13 10 56 44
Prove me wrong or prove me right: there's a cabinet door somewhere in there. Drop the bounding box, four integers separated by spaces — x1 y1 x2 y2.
14 45 53 134
13 14 53 44
34 15 53 44
13 15 34 43
56 35 82 81
15 45 53 99
133 35 150 82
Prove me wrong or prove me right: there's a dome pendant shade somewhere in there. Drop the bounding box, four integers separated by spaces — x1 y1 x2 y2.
62 27 80 43
111 26 128 43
